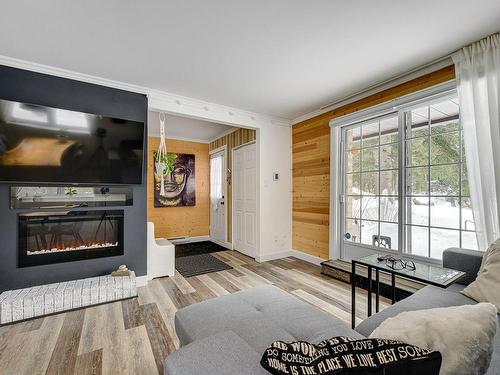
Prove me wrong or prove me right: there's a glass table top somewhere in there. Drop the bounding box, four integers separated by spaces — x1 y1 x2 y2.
355 254 465 287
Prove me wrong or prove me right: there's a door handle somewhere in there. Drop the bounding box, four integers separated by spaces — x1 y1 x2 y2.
220 202 224 205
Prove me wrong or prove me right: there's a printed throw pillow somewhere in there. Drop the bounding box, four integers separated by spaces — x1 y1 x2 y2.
260 336 441 375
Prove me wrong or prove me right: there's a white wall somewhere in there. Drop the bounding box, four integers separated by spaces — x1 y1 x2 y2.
256 124 292 261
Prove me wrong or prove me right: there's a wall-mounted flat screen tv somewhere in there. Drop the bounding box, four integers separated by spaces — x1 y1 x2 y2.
0 99 145 184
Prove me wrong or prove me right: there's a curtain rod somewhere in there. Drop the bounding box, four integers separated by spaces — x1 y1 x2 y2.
319 54 454 112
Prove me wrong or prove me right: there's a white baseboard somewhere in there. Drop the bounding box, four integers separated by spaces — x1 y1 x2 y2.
255 249 326 266
288 249 326 266
210 238 233 250
168 235 209 245
255 250 293 262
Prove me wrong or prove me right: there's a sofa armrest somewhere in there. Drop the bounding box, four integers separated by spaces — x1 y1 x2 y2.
442 248 484 286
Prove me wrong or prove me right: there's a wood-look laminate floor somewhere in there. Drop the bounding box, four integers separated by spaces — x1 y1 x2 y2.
0 251 389 375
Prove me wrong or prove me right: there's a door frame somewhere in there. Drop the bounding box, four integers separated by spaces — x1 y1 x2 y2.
209 145 232 249
232 140 257 258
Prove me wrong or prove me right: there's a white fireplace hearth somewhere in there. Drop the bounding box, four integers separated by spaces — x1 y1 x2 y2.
0 272 137 324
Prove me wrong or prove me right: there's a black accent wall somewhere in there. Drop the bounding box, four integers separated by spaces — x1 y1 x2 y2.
0 65 148 292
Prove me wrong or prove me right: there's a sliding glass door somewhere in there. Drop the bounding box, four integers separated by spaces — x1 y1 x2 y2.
340 93 477 261
404 97 476 259
343 113 401 250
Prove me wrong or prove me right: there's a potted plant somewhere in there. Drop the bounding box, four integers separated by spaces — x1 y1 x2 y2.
154 150 177 196
64 187 78 196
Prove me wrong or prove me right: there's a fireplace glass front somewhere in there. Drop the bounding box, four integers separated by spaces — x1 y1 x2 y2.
18 210 124 267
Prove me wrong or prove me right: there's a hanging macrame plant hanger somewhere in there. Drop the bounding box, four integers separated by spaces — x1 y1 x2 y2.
155 112 168 196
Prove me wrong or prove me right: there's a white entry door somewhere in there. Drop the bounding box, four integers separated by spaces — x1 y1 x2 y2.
233 142 256 257
210 150 226 243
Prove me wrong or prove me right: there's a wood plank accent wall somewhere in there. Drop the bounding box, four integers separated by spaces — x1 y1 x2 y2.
148 137 210 239
292 65 456 259
209 128 256 242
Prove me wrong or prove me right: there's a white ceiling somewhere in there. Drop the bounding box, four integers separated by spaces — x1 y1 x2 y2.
148 111 235 142
0 1 498 120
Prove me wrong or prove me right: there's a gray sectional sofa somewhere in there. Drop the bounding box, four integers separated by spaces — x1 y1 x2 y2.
164 248 499 374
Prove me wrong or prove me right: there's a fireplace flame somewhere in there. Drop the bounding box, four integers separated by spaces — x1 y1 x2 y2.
27 241 119 255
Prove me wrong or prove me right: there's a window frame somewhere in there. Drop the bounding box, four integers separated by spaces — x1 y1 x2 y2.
338 89 475 263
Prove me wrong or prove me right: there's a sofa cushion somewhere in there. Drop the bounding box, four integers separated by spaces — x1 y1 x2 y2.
175 285 363 353
355 283 500 374
480 238 500 273
355 284 475 337
488 325 500 375
164 330 268 375
370 303 498 375
463 246 500 311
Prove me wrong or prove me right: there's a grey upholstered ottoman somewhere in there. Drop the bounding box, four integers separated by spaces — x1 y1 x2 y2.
174 285 362 353
165 285 362 374
164 331 269 375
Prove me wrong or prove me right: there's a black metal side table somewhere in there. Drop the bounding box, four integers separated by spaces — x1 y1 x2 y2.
351 254 466 328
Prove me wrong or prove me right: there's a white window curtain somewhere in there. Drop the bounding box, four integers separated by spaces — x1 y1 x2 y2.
452 33 500 251
210 155 223 199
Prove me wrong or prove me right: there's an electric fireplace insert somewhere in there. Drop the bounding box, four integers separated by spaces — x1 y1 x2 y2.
18 210 124 267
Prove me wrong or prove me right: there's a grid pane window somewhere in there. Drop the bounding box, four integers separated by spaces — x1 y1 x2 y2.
407 226 429 257
408 197 429 226
404 96 478 258
345 219 360 243
407 106 430 138
342 94 478 260
343 115 399 250
380 144 398 169
361 220 378 246
362 148 379 171
380 170 398 195
407 167 428 195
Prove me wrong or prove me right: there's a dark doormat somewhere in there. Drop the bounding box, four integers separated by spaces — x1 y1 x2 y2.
175 241 227 258
175 253 232 277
